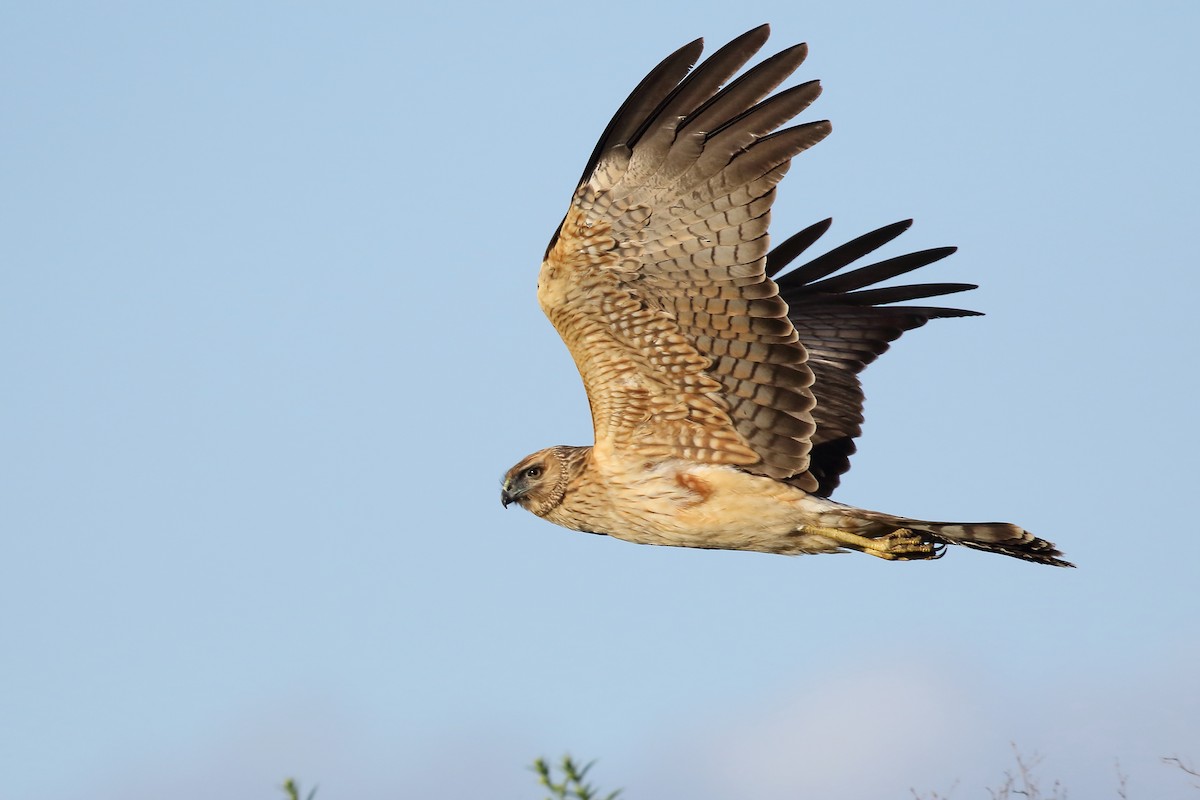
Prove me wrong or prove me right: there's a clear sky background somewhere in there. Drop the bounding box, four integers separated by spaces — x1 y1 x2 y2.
3 2 1198 799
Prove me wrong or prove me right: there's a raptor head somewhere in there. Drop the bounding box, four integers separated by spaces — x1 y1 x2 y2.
501 447 568 516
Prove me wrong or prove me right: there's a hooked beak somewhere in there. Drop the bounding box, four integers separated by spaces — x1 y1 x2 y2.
500 485 517 508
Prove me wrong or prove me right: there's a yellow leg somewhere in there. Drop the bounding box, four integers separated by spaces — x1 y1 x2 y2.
802 525 943 561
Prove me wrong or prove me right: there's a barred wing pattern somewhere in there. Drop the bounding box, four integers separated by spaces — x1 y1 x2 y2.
539 25 831 488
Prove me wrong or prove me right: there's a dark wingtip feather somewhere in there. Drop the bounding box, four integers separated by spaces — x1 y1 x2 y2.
775 219 980 495
837 282 978 307
775 219 915 287
575 36 706 189
766 218 833 277
803 247 959 295
772 223 976 316
629 25 774 151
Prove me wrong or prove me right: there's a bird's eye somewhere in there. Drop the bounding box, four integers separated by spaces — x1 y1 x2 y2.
523 466 543 479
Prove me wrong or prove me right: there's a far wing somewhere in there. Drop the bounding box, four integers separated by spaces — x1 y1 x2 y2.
539 25 830 488
769 219 979 496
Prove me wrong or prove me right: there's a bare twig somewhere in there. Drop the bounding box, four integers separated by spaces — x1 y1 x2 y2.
1163 756 1200 791
1114 758 1128 800
979 744 1067 800
910 781 958 800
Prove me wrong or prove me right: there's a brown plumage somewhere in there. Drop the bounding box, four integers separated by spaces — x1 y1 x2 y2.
502 25 1071 567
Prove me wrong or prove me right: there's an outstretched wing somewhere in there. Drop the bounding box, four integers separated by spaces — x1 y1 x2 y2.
768 219 978 496
539 25 830 488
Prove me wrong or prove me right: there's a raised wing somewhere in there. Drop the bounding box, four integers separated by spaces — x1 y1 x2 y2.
769 219 978 496
539 25 831 488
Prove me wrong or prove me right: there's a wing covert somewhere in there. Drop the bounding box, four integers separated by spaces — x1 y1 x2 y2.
539 25 831 487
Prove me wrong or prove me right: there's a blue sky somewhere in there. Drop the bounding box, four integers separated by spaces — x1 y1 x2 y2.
3 2 1198 798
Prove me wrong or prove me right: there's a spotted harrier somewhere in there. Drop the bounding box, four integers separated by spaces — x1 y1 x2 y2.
501 25 1069 567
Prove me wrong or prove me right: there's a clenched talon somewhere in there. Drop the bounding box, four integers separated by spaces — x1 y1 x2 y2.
879 528 940 559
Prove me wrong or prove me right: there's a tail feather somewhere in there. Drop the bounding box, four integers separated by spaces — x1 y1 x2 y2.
919 521 1073 567
849 508 1074 567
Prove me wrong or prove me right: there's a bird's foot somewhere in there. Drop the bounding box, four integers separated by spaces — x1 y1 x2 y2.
876 528 945 560
804 525 944 561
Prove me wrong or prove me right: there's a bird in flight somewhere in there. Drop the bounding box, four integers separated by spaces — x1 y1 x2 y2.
501 25 1070 567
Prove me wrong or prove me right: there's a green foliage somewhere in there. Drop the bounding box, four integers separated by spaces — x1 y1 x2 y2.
281 777 317 800
532 755 621 800
276 749 1200 797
